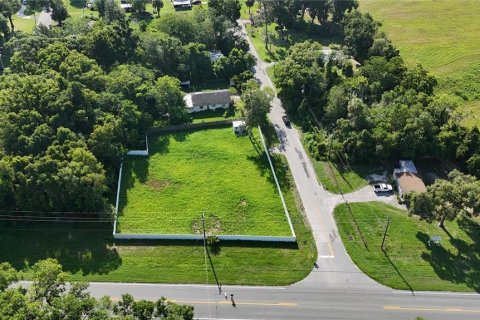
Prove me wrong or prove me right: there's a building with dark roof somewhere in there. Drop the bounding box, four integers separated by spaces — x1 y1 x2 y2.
184 90 231 113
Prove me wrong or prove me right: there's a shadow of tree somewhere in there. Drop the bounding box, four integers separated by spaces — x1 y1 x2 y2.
0 221 121 276
417 227 480 292
246 153 290 192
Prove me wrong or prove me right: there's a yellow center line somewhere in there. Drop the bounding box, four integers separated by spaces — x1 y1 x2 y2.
384 305 480 314
170 299 298 307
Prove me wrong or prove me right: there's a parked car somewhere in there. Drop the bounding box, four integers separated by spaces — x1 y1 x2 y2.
372 183 393 193
282 115 291 128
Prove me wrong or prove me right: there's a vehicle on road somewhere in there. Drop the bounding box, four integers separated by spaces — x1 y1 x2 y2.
282 115 291 128
372 183 393 193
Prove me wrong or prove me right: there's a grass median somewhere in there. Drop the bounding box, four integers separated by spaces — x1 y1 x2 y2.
334 201 480 292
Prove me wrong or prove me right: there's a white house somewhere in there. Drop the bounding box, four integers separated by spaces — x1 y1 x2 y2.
184 90 231 113
393 160 427 201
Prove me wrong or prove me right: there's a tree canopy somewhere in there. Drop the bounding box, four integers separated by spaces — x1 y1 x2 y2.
0 259 194 319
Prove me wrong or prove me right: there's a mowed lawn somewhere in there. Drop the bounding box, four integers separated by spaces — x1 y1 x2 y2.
0 155 316 285
360 0 480 126
118 127 291 236
335 202 480 292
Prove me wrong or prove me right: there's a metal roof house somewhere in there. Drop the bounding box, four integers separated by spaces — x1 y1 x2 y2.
183 90 231 113
393 160 427 201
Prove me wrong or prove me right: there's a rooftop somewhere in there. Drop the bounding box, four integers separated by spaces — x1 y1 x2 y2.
184 90 231 108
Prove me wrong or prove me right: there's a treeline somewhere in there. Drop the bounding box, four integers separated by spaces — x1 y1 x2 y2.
0 258 194 319
0 0 255 213
272 9 479 179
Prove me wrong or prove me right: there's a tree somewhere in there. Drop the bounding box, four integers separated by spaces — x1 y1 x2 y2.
94 0 107 17
0 14 10 42
0 263 17 291
331 0 358 23
0 0 21 32
0 259 194 319
409 170 480 231
152 0 163 17
29 258 67 303
245 0 255 15
209 0 241 23
129 0 149 13
50 0 69 26
214 48 255 81
146 76 189 124
241 81 273 128
104 0 127 24
343 9 379 62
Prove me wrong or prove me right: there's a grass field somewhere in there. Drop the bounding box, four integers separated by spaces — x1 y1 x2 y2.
118 127 292 236
360 0 480 126
0 155 316 285
335 201 480 292
311 160 371 194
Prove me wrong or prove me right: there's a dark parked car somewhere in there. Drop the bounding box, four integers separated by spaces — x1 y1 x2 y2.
282 115 291 127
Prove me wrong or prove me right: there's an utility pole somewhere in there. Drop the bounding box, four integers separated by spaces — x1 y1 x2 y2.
381 217 391 251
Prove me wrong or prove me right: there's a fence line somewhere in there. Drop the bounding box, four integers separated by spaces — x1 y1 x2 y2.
258 126 296 239
149 119 240 134
112 161 123 235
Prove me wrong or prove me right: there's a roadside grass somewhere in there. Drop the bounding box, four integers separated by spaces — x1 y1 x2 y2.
311 160 371 194
360 0 480 127
334 201 480 292
239 0 260 20
190 107 240 124
0 156 316 285
118 127 292 236
266 65 275 87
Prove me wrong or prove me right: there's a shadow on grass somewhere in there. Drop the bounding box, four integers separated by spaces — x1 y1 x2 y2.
117 135 172 216
0 221 121 275
417 227 480 292
382 250 415 295
70 0 86 9
113 238 298 250
247 153 290 192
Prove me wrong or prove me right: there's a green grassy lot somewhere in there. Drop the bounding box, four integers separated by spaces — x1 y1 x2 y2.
118 127 292 236
0 155 316 285
311 160 371 194
360 0 480 127
335 201 480 292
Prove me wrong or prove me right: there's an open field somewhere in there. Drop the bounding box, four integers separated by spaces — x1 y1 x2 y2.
360 0 480 126
118 127 292 236
0 155 316 285
335 201 480 292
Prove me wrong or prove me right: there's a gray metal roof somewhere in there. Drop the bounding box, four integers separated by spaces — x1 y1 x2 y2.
189 90 231 107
